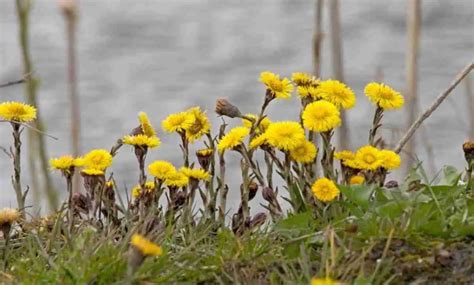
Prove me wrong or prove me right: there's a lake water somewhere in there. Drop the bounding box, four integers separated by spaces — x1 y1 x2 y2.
1 0 473 213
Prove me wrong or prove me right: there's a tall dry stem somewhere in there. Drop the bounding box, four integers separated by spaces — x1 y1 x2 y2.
16 0 58 211
61 0 82 193
328 0 349 150
404 0 421 173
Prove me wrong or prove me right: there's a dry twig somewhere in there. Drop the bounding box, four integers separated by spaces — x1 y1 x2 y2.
394 62 474 154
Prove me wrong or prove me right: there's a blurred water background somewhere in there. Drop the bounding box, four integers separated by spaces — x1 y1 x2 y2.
1 0 473 213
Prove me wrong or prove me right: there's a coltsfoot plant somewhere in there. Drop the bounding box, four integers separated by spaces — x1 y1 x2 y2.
0 72 472 284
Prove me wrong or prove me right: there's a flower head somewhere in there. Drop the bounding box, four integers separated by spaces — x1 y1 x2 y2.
315 80 356 109
138 111 156 137
179 167 211 181
0 101 37 123
83 149 112 171
349 175 365 185
196 148 214 170
379 150 401 170
132 181 156 198
122 134 161 148
265 121 305 151
0 208 21 226
217 126 250 153
81 168 105 176
148 160 176 180
292 72 320 99
311 277 339 285
196 148 213 157
249 133 269 149
354 145 383 170
242 114 271 132
334 150 355 161
291 72 317 87
334 150 358 168
50 155 84 173
260 71 293 99
162 112 195 133
130 234 163 257
185 107 211 142
164 171 189 188
289 140 317 163
312 178 340 202
302 100 341 132
364 82 404 110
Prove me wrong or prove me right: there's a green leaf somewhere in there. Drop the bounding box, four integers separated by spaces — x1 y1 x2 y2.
439 165 462 186
275 211 314 234
339 184 375 210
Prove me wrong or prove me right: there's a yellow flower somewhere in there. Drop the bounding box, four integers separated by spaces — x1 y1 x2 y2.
138 111 156 137
312 178 340 202
260 71 293 99
164 171 189 188
81 168 105 176
354 145 383 170
50 155 83 171
130 234 163 257
131 181 156 198
364 82 404 110
122 134 161 148
349 175 365 185
249 133 268 149
379 150 401 170
0 208 21 226
311 277 339 285
291 72 317 87
185 107 211 142
148 160 176 180
292 72 320 99
334 150 354 161
179 167 211 181
242 114 271 132
289 140 317 163
334 150 358 168
297 85 320 100
196 148 213 157
217 126 250 153
83 149 112 170
315 80 356 109
162 112 195 133
0 101 37 123
302 100 341 132
265 121 306 151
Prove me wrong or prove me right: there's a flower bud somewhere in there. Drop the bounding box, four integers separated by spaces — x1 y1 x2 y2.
215 98 242 118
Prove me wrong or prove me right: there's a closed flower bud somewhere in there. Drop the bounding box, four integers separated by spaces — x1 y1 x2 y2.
215 98 242 118
384 180 399 189
463 140 474 163
250 212 266 228
262 187 276 203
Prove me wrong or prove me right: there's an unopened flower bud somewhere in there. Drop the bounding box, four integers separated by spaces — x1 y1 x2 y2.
384 180 399 189
250 212 266 228
215 98 242 118
463 140 474 163
262 187 276 203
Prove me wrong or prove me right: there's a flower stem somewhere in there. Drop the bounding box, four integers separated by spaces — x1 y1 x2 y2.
11 123 26 218
321 131 336 180
368 106 384 146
